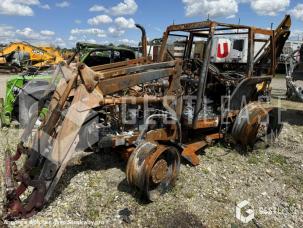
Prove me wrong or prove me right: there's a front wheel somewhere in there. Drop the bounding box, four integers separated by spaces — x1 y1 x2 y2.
126 141 180 201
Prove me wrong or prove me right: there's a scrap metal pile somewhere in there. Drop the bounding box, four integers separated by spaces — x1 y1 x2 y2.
3 16 291 219
286 44 303 101
0 42 136 129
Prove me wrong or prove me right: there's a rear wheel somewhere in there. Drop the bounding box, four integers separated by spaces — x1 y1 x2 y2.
232 103 283 150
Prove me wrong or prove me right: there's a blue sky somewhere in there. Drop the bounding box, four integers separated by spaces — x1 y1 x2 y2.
0 0 302 48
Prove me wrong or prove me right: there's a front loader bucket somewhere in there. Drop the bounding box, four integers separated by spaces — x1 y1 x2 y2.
3 82 94 220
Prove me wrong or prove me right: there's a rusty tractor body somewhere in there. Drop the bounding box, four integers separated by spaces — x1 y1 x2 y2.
3 16 291 219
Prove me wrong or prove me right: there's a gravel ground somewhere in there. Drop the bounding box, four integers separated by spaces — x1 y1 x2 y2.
0 77 302 227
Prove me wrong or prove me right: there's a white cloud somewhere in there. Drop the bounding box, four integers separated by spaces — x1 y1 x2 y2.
89 5 108 13
87 15 113 26
0 24 66 48
40 30 55 36
226 14 236 19
74 19 82 24
289 4 303 21
0 0 40 16
88 1 138 16
0 25 15 39
40 4 50 10
0 1 53 16
71 28 107 38
290 29 303 40
54 37 66 47
16 27 55 41
16 27 40 39
16 0 40 5
250 0 290 16
119 38 137 46
108 27 125 37
86 39 97 44
102 40 110 45
68 35 76 41
111 0 138 16
182 0 238 18
115 17 135 29
56 1 70 8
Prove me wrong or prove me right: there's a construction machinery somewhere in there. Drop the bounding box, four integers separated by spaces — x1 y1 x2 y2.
285 44 303 101
2 16 291 220
38 46 64 63
77 42 136 66
0 42 64 73
0 72 53 128
0 43 136 128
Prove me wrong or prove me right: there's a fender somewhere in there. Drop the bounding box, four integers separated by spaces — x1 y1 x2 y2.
228 76 272 110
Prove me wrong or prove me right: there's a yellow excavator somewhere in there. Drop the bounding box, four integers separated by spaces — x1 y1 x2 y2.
0 42 64 73
38 46 64 62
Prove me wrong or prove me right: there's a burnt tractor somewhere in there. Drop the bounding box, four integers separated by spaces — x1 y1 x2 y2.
3 16 291 219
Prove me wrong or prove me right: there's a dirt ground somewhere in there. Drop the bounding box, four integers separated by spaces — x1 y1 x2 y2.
0 76 302 227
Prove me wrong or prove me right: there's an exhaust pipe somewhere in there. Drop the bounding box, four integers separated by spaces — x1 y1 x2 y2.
135 24 147 58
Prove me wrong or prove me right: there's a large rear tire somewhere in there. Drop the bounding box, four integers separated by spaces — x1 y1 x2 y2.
232 103 283 149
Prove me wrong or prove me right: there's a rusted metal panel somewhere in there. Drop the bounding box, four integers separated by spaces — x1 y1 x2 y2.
100 96 163 105
192 118 219 129
91 57 148 72
193 23 215 128
99 68 176 95
97 61 176 79
181 141 208 166
247 29 255 77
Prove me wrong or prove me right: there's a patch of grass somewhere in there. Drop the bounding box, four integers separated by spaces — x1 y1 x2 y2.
86 196 101 221
268 154 288 166
184 191 195 199
211 194 229 204
88 178 98 188
205 153 213 160
216 157 224 162
87 208 100 221
201 167 210 175
247 151 265 165
92 191 102 198
286 196 297 208
247 154 259 165
284 174 303 193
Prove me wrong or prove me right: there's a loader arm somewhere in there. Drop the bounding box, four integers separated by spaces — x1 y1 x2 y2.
4 59 183 219
254 15 291 73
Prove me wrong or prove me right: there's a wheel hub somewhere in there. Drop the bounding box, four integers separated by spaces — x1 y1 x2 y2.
151 159 168 184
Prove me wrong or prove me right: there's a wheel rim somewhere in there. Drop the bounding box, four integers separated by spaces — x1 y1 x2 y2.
126 142 180 201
